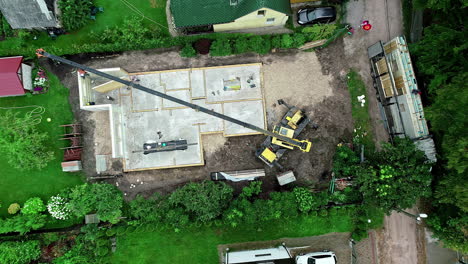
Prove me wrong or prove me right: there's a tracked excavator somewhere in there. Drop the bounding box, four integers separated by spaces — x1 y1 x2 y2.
36 49 312 162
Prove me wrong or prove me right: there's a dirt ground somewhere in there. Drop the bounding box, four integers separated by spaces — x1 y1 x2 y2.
41 47 353 198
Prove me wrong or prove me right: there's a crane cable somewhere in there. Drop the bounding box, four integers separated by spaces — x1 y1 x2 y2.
0 105 46 125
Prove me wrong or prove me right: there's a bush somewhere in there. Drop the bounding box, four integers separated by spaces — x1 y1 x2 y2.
1 16 13 37
210 38 233 56
293 33 306 47
180 43 197 57
280 34 294 48
22 197 46 215
248 36 271 54
271 35 282 48
0 240 41 264
233 37 250 54
58 0 94 32
8 203 20 214
240 181 262 199
293 187 314 213
0 214 47 234
168 181 233 223
98 16 160 47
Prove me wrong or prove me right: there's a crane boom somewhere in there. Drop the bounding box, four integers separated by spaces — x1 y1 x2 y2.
36 49 309 150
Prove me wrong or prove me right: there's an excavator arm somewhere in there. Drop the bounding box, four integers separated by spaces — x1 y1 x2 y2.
36 49 311 152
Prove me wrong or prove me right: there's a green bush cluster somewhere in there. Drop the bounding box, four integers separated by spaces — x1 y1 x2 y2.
180 43 197 57
0 240 41 264
58 0 94 32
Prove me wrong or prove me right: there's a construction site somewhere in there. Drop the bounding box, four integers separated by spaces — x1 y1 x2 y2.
44 48 353 197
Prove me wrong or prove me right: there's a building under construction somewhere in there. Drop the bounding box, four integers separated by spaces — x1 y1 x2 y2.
77 64 267 171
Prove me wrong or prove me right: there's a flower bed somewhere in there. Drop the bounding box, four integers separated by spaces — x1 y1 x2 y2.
32 68 49 94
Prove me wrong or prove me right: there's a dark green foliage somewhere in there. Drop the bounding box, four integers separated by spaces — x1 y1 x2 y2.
53 234 102 264
67 183 123 223
271 35 282 48
210 38 233 56
426 212 468 253
128 194 165 224
425 73 468 175
1 16 13 37
233 37 250 54
0 240 41 264
58 0 94 32
356 138 432 213
240 181 262 199
0 110 54 170
293 33 306 47
168 181 233 223
248 36 271 54
98 16 161 47
180 43 197 57
0 213 47 234
280 34 294 48
332 145 361 177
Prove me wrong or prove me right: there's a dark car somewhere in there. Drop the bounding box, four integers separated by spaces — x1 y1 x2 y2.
297 7 336 25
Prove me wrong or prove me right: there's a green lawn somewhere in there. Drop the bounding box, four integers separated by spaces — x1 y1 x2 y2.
347 70 375 151
109 209 368 264
0 71 83 217
0 0 168 56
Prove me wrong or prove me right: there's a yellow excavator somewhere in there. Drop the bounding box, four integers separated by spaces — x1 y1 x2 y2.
256 100 314 167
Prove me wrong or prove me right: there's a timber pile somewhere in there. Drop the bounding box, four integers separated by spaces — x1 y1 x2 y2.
298 39 327 50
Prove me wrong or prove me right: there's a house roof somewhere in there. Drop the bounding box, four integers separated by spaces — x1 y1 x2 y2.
0 0 58 29
170 0 291 28
0 56 25 97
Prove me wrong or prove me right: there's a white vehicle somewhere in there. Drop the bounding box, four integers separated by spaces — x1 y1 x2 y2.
295 251 337 264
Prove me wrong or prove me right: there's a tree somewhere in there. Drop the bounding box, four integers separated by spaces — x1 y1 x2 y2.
0 110 54 170
67 183 124 223
58 0 94 32
0 240 41 264
356 138 432 213
168 181 233 223
129 194 165 224
22 197 46 215
425 73 468 174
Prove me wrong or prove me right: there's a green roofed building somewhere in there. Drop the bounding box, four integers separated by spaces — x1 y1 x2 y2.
170 0 291 32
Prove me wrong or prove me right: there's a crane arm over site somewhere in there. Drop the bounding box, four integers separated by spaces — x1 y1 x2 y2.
36 49 311 152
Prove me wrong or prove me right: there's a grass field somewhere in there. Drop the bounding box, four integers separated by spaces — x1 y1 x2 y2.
109 209 368 264
0 0 168 56
0 71 83 217
347 70 375 151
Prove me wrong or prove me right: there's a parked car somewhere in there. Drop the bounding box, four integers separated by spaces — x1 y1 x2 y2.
297 7 336 25
295 251 337 264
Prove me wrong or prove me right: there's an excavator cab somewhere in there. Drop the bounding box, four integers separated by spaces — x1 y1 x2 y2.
285 109 304 130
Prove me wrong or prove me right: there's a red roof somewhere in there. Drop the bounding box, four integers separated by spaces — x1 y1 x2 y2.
0 56 25 97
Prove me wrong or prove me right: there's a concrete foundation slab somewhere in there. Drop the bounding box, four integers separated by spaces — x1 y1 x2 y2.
223 100 265 136
205 64 262 103
190 70 205 98
163 89 191 109
81 63 266 171
161 70 190 89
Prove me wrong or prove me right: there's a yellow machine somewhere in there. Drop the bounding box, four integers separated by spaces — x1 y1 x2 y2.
271 125 312 152
285 110 304 130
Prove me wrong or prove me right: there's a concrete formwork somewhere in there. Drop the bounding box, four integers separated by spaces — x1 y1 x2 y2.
79 63 266 171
